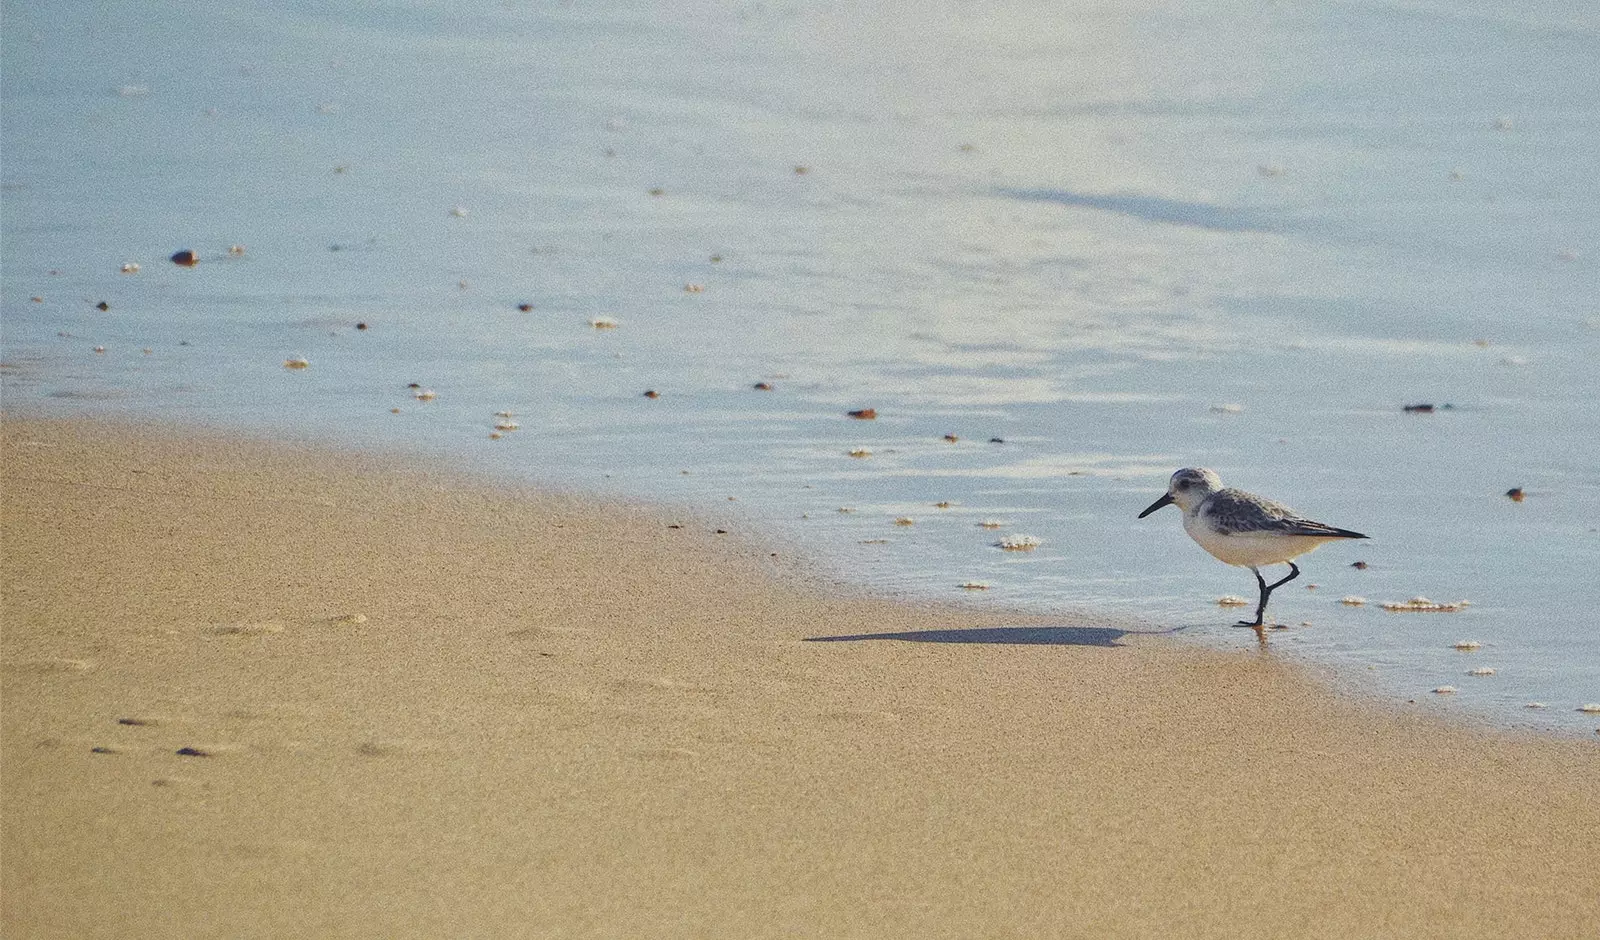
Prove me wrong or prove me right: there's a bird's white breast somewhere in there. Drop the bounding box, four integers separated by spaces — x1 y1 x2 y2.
1182 510 1336 567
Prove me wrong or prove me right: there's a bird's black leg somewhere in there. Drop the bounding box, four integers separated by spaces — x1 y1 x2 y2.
1265 562 1301 595
1248 562 1301 629
1237 567 1270 628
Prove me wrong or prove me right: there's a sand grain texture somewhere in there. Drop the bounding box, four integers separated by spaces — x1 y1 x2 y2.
3 420 1597 939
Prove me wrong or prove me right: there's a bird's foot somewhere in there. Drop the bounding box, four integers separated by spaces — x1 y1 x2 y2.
1232 620 1265 629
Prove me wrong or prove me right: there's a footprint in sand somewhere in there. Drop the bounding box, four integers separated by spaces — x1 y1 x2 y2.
174 743 246 758
508 625 593 641
116 716 166 727
209 620 286 637
356 738 440 758
207 613 370 637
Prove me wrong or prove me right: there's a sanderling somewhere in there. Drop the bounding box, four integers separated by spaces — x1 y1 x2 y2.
1138 468 1368 631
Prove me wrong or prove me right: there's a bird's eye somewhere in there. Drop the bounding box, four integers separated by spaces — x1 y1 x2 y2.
1176 480 1189 490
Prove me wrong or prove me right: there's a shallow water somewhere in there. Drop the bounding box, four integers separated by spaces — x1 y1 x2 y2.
4 0 1598 734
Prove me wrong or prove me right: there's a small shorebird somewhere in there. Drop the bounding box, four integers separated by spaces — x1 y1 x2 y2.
1138 468 1368 632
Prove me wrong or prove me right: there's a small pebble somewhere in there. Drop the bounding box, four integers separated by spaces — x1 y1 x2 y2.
847 408 877 420
933 501 953 509
93 346 106 354
1216 595 1250 607
228 245 245 256
959 582 990 591
175 747 210 757
977 521 1005 529
283 357 310 370
1453 640 1482 651
1506 487 1525 502
943 434 959 443
1340 596 1367 606
848 448 872 458
590 317 618 329
683 283 705 293
894 517 915 526
1402 403 1435 414
997 534 1042 552
95 301 110 311
356 322 368 330
1466 667 1496 677
1431 686 1458 695
643 390 660 399
120 262 140 274
1525 702 1547 709
516 303 533 312
413 387 436 401
753 381 774 391
170 250 198 266
1351 561 1369 570
448 206 469 217
1579 704 1600 714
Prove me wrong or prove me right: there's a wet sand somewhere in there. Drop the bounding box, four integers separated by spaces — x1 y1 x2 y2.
3 419 1597 939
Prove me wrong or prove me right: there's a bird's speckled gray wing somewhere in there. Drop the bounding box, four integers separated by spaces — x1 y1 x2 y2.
1202 488 1368 539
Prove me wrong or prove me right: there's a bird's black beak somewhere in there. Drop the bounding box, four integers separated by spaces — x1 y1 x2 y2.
1138 493 1175 518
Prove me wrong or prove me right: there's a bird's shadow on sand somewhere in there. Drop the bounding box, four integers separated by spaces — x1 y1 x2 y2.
804 625 1184 647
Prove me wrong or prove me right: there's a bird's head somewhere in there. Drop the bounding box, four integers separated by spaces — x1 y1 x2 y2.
1138 467 1223 517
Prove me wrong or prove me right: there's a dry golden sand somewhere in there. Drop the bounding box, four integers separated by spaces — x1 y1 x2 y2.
3 419 1597 939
